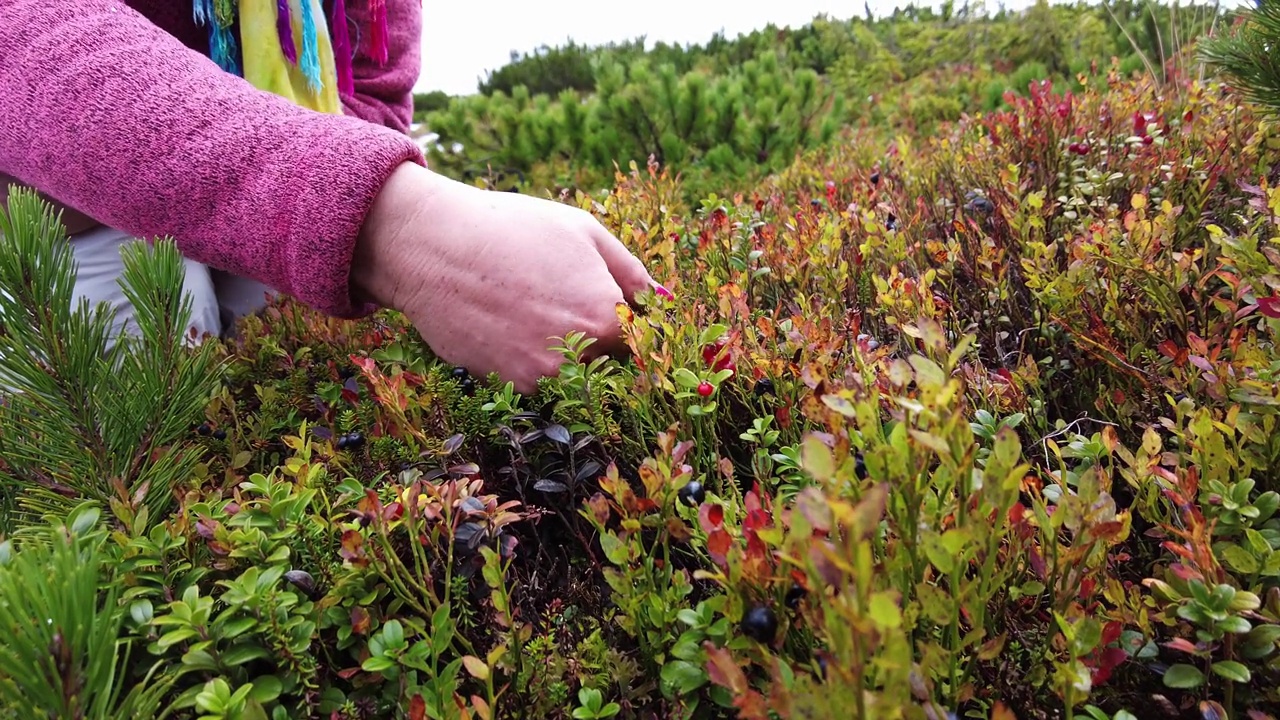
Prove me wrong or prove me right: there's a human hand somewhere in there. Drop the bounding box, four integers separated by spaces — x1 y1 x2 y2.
352 162 658 394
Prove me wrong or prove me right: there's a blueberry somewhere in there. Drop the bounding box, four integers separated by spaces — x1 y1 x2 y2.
785 582 806 609
212 429 227 441
741 605 778 643
753 378 775 397
677 481 705 507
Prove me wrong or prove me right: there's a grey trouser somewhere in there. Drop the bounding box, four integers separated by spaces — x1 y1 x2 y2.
69 225 275 348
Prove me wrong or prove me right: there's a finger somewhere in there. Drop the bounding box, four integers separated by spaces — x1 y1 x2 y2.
591 226 655 304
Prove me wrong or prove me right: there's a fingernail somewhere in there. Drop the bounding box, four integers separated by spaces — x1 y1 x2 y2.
654 283 674 300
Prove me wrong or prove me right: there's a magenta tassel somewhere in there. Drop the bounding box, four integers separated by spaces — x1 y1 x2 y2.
330 0 354 95
276 0 297 64
368 0 388 66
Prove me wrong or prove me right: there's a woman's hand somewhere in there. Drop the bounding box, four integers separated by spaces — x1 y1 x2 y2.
353 162 656 394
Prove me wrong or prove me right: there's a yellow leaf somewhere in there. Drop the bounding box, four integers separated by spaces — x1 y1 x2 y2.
462 655 490 681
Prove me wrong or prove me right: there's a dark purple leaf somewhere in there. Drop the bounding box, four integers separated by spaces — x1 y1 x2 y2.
443 433 465 455
545 424 571 445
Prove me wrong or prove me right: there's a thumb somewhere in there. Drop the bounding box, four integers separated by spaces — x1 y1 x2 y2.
591 227 655 303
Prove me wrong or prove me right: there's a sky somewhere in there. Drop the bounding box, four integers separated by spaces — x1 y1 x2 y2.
415 0 1026 96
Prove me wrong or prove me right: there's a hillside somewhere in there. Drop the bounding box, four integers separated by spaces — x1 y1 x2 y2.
414 0 1229 200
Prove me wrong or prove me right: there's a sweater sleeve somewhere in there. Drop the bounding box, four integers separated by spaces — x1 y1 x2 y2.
0 0 427 319
340 0 422 134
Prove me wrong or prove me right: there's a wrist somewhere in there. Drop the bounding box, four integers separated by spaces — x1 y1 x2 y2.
351 161 440 309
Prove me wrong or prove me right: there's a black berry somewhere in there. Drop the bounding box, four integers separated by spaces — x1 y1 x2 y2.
336 434 350 450
854 454 868 480
460 377 476 396
345 432 365 450
785 582 806 609
816 655 828 680
870 170 880 185
212 429 227 441
741 605 778 643
753 378 775 397
196 423 212 436
677 481 705 507
451 366 470 381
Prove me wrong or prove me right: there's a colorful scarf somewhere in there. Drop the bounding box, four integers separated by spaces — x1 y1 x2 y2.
192 0 390 114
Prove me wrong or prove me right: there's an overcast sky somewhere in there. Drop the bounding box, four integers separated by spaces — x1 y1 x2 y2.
413 0 1246 96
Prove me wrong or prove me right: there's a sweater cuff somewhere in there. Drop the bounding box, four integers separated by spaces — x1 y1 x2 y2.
282 122 425 318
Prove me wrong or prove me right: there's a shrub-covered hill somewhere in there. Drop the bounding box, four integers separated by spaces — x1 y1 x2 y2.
416 0 1229 202
0 59 1279 719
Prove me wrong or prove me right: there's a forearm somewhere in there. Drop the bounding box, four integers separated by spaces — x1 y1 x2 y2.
0 0 426 317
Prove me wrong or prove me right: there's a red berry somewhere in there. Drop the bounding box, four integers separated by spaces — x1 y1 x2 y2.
697 381 714 397
1142 135 1153 146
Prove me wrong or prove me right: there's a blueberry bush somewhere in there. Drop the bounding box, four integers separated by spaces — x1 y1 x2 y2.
3 6 1280 720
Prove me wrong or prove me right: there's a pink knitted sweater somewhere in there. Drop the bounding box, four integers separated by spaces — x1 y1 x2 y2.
0 0 427 318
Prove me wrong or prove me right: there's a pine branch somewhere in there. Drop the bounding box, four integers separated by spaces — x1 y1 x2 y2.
1199 0 1280 116
0 186 226 529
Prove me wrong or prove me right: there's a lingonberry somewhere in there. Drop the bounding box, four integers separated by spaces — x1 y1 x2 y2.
696 381 714 397
678 480 705 507
741 605 778 643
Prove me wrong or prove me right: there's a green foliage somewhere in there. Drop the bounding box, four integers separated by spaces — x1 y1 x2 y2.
1200 0 1280 118
0 187 223 531
0 504 178 718
10 10 1280 719
422 0 1226 201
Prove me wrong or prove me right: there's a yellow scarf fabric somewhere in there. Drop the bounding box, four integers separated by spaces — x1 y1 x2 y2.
194 0 377 115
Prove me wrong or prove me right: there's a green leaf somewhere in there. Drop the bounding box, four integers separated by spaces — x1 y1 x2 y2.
1162 663 1206 689
248 676 284 703
672 368 700 389
361 656 397 674
1220 545 1260 575
1211 660 1251 683
868 591 902 629
660 660 708 695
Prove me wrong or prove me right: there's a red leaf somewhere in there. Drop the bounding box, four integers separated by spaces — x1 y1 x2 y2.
699 503 724 533
704 643 748 694
408 694 426 720
350 606 371 635
1257 294 1280 319
707 528 732 566
1164 637 1200 654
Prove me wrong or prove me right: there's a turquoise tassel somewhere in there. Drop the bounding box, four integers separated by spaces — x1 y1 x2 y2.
298 0 324 94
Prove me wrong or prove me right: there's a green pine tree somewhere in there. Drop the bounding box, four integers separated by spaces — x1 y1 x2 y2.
0 186 224 532
1200 1 1280 117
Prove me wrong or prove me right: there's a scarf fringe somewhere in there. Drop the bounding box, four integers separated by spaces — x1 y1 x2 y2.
276 0 298 64
330 0 355 96
298 0 324 94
